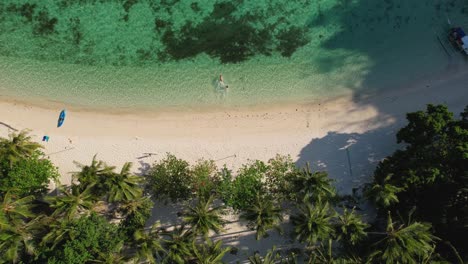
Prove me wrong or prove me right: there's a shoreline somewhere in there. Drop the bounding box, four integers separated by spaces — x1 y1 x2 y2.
1 65 467 192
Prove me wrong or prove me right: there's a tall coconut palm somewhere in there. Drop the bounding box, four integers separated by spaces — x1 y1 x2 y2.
0 217 41 263
133 222 165 263
0 130 42 167
90 242 127 264
240 194 283 240
248 247 281 264
106 162 142 203
182 195 225 237
161 225 193 264
365 174 403 208
334 207 369 246
191 238 230 264
0 192 35 225
290 164 336 202
72 155 115 197
308 239 362 264
40 217 76 251
46 185 94 220
290 200 335 246
368 213 438 263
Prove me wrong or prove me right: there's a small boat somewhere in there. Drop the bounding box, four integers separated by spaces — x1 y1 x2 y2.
57 109 66 127
448 27 468 55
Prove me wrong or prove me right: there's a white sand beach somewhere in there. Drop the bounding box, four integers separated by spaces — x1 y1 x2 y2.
1 64 467 262
1 65 467 190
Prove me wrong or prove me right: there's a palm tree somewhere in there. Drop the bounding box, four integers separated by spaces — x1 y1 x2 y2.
191 238 230 264
46 185 94 220
334 207 369 246
0 217 42 263
90 242 127 264
72 155 115 197
133 223 165 263
40 217 76 251
240 194 283 240
365 174 403 208
0 192 35 225
248 247 281 264
182 195 225 237
290 164 336 202
308 239 362 264
0 130 42 167
291 200 335 246
106 162 142 203
161 225 194 264
368 213 438 263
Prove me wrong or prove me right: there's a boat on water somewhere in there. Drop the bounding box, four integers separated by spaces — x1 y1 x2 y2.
448 27 468 55
57 109 66 127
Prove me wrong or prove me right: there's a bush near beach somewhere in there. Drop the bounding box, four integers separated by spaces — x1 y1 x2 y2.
0 104 466 263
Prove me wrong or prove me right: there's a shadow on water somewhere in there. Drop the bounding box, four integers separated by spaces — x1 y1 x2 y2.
296 0 468 194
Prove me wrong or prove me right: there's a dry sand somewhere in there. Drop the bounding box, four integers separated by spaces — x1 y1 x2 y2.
0 64 467 262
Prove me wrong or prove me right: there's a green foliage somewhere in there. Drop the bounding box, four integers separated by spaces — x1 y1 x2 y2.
161 225 194 264
118 195 154 238
241 194 283 240
73 155 116 198
0 154 59 197
133 223 165 264
264 154 297 200
289 164 336 202
73 157 143 203
368 214 438 264
221 160 267 211
182 195 225 237
0 192 38 263
0 130 42 168
365 174 403 209
191 159 221 201
46 185 94 220
368 104 468 258
147 153 192 202
191 238 231 264
291 200 336 246
334 207 368 246
0 131 58 197
38 213 123 264
106 162 142 203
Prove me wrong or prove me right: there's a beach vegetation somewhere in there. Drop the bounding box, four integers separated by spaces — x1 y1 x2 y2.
366 104 468 260
132 222 165 263
36 213 124 264
289 163 336 202
0 130 58 197
0 104 466 262
191 238 231 264
46 185 94 221
240 194 283 240
220 160 267 211
291 200 336 246
160 224 194 264
367 213 438 264
146 153 192 203
181 194 225 237
118 194 153 238
191 159 221 201
0 130 42 168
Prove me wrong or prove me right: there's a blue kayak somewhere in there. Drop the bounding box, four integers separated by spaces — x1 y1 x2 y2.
57 109 66 127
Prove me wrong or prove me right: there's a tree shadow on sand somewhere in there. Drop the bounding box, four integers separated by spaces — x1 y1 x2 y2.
297 128 400 195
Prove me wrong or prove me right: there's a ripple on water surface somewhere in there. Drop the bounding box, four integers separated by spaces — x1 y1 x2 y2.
0 0 466 109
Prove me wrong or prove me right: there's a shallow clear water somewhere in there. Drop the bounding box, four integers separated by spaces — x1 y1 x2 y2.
0 0 467 109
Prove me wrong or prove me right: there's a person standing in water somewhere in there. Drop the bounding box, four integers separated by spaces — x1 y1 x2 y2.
219 74 228 90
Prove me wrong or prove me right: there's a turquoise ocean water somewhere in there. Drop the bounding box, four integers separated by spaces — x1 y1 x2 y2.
0 0 467 110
